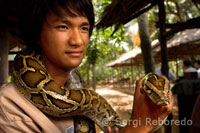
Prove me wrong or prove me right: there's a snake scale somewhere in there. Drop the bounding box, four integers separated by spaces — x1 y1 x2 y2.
13 49 170 132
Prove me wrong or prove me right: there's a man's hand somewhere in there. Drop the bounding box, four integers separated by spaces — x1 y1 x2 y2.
107 127 119 133
123 77 174 132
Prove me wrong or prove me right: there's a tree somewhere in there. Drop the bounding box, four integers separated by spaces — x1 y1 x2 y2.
86 38 99 90
137 13 155 74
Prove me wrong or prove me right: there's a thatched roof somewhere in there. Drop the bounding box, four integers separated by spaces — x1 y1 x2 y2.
106 40 159 67
0 0 25 50
107 28 200 67
97 0 200 29
97 0 159 29
97 0 158 27
106 47 141 67
154 28 200 60
8 29 25 50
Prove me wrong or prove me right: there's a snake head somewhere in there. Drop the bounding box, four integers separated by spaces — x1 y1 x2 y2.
142 73 170 106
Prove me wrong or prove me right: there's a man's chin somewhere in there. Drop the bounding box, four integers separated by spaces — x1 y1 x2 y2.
65 62 81 70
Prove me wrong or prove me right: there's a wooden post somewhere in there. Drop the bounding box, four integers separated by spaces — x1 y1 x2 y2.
176 59 179 78
158 0 169 78
0 29 9 86
158 1 171 133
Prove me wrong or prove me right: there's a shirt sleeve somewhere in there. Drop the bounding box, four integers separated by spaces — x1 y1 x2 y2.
0 108 41 133
168 69 176 81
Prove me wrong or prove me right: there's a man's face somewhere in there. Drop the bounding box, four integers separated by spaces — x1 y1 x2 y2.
40 11 90 72
194 63 198 69
194 62 200 69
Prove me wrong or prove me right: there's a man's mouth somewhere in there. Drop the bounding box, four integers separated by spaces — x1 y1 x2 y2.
65 51 83 57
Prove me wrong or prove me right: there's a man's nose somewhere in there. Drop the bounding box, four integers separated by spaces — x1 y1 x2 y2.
68 29 83 46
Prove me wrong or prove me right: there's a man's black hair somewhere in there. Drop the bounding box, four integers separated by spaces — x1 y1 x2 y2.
17 0 94 52
194 60 200 65
183 60 193 67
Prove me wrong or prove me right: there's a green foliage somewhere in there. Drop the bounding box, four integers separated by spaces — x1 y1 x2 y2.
147 0 200 40
165 0 200 22
86 40 99 65
80 0 130 83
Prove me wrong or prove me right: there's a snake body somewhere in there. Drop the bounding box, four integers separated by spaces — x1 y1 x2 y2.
13 49 169 132
13 50 125 132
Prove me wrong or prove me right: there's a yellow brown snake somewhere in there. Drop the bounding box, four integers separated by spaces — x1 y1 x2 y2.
13 49 169 132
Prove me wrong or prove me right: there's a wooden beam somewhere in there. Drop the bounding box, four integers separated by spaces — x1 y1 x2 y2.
0 29 9 85
155 17 200 39
165 17 200 39
121 0 159 25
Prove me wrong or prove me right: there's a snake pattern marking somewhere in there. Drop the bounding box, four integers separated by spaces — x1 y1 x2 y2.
13 49 169 132
142 73 170 106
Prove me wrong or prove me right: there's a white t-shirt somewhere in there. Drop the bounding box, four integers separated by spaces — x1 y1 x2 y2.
184 66 197 73
197 69 200 78
155 67 176 81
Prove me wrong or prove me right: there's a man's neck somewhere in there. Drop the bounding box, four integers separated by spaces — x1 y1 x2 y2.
47 67 70 87
41 54 71 87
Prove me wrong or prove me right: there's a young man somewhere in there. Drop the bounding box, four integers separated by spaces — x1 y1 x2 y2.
155 66 176 82
0 0 173 132
183 60 197 73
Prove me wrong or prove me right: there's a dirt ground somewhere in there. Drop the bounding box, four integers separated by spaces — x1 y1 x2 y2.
96 85 133 119
95 84 133 133
94 84 179 133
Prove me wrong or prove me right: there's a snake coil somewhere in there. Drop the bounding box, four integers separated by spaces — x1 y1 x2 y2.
13 49 170 132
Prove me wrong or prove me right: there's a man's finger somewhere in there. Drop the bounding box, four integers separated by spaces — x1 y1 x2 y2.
168 91 174 113
107 127 119 133
134 77 144 98
107 127 111 133
115 127 119 133
161 75 170 86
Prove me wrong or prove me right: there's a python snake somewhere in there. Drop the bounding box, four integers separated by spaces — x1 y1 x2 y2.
13 49 169 132
142 73 170 106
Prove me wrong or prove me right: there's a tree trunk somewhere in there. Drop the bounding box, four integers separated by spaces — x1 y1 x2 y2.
120 67 124 79
137 13 155 74
92 64 96 90
86 64 90 87
0 30 8 86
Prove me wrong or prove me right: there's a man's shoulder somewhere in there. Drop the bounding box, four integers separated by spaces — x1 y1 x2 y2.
0 83 27 111
0 83 43 122
0 83 17 96
185 67 197 72
0 83 22 107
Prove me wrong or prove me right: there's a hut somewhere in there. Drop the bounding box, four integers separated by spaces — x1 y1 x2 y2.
107 28 200 67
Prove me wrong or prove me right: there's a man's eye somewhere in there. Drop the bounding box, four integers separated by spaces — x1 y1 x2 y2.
81 27 89 32
57 25 68 30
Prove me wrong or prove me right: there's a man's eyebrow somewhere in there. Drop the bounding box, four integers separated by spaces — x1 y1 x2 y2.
80 22 90 27
55 18 90 26
58 19 72 25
